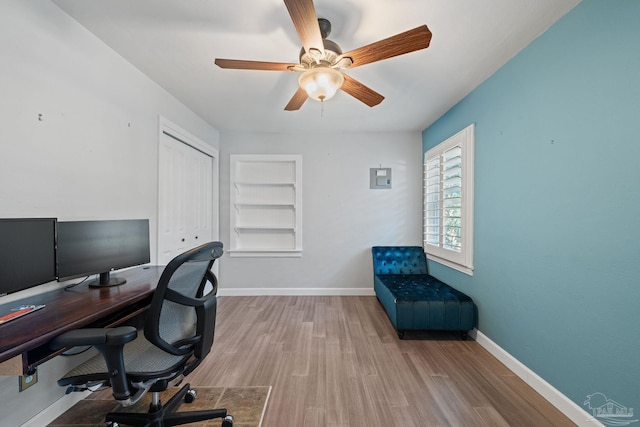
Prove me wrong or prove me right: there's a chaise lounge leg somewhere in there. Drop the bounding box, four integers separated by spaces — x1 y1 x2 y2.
397 330 405 339
460 330 469 340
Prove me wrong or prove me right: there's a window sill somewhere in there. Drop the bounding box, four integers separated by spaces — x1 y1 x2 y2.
425 253 474 276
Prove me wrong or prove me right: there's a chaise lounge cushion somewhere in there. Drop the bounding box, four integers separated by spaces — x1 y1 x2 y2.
375 274 475 331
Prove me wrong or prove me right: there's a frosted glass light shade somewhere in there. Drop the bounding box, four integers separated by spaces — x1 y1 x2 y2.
298 68 344 102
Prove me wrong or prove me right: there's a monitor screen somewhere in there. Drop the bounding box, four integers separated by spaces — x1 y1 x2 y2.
0 218 57 296
57 219 150 287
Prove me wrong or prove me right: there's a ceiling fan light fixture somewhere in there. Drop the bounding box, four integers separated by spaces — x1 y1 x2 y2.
298 67 344 102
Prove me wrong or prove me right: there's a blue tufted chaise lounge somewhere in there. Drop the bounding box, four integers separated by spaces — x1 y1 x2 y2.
371 246 476 339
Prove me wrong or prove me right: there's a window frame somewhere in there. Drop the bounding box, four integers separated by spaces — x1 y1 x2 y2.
423 124 475 275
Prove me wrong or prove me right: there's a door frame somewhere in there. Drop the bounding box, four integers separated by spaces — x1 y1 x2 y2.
157 115 219 264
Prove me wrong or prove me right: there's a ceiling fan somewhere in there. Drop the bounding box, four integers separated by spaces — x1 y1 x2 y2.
214 0 432 111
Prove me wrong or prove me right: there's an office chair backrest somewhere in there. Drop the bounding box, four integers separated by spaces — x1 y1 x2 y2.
144 242 223 364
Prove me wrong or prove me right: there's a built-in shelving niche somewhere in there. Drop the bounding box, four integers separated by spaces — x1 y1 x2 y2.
230 154 302 257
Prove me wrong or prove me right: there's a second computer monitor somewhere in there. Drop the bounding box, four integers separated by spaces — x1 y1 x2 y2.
57 219 150 288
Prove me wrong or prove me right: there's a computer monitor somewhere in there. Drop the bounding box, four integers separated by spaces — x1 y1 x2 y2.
57 219 150 288
0 218 57 296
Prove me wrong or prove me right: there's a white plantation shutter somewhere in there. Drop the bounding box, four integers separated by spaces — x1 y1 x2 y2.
442 145 462 252
423 124 474 275
424 157 441 247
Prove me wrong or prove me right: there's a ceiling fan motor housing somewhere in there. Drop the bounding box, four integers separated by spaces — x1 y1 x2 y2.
299 38 343 68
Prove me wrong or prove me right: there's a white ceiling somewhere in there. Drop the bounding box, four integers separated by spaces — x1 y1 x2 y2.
52 0 580 133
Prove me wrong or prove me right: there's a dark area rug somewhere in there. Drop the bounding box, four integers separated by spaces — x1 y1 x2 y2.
48 386 271 427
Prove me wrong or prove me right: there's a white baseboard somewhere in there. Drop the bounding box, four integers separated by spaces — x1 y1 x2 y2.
217 287 376 296
22 390 90 427
472 330 603 427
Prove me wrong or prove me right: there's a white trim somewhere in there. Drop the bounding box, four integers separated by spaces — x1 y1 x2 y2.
21 391 90 427
472 330 604 427
426 253 474 276
158 116 218 157
217 287 376 296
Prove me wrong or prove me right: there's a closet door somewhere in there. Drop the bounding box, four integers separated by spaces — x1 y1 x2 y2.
158 131 213 265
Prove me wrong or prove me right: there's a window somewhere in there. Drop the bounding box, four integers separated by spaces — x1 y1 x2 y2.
230 154 302 257
423 124 474 275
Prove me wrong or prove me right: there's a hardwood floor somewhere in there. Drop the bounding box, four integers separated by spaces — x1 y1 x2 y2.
191 296 575 427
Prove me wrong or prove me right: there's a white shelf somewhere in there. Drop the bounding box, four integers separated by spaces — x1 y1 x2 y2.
230 154 302 257
234 202 295 207
234 226 295 231
235 181 295 186
229 249 303 258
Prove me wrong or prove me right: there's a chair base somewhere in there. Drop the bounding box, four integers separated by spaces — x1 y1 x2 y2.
105 383 231 427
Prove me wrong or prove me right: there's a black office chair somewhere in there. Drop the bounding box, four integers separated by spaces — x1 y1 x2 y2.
51 241 233 427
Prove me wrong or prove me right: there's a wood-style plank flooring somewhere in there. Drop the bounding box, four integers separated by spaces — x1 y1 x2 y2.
191 296 575 426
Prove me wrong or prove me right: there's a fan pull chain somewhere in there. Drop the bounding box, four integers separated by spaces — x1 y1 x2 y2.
320 99 325 118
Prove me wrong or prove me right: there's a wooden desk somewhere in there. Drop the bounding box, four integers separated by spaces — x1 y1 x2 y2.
0 265 163 375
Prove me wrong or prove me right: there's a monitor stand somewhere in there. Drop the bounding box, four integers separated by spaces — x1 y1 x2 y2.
88 271 127 288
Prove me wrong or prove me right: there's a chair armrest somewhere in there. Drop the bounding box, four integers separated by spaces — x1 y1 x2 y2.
51 327 137 350
51 326 137 402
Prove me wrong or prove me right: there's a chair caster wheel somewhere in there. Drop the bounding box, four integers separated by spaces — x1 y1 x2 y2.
185 388 197 403
222 415 234 426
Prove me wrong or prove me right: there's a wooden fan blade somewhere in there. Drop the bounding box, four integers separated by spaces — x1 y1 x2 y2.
340 74 384 107
341 25 432 69
285 87 308 111
215 58 297 71
284 0 324 54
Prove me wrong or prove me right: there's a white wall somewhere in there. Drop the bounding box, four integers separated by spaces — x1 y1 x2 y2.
0 1 218 425
218 131 423 294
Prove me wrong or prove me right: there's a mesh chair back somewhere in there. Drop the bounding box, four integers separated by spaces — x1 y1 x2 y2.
144 242 223 360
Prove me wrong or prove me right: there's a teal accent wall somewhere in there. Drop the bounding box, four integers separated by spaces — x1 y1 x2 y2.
422 0 640 415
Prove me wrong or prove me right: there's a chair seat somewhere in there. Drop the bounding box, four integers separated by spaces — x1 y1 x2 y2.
59 333 190 385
